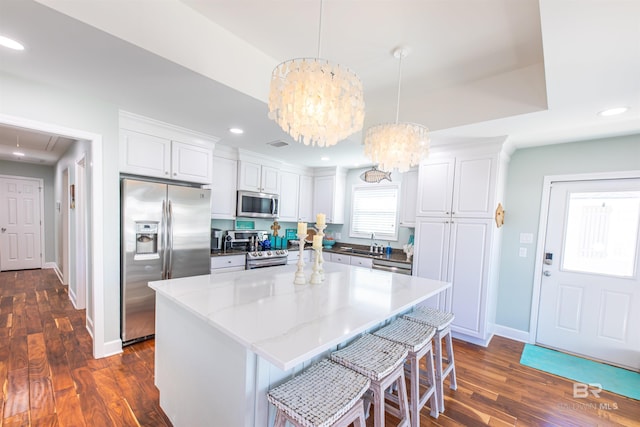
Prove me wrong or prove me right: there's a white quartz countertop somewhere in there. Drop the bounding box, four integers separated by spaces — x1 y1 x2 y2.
149 263 451 371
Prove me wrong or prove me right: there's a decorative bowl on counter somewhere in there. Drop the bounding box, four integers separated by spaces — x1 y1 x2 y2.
323 239 336 249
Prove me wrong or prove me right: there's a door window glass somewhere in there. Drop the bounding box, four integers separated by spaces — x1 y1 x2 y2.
562 191 640 277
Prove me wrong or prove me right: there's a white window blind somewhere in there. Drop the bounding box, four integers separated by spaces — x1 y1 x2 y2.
350 185 399 239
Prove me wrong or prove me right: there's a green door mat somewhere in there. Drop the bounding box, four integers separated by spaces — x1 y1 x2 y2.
520 344 640 400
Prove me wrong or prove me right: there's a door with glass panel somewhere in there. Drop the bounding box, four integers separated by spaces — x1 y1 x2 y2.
537 179 640 370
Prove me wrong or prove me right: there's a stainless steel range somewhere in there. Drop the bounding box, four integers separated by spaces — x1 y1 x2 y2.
246 249 289 269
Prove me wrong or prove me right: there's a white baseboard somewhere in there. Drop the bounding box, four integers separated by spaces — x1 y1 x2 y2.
86 316 94 338
44 262 64 284
101 339 123 358
68 287 79 308
452 331 493 347
493 324 532 343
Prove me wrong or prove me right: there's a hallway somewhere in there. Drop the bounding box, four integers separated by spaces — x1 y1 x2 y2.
0 269 170 426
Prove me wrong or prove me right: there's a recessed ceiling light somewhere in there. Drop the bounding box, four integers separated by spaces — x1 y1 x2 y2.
0 35 25 51
13 151 25 157
598 107 629 117
320 156 330 161
229 127 244 134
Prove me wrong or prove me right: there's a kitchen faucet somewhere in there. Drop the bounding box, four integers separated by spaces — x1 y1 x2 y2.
370 232 376 252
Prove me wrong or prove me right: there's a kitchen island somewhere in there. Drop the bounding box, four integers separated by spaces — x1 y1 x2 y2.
149 262 451 427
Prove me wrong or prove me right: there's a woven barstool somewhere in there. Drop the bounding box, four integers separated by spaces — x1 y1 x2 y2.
267 359 370 427
330 333 411 427
403 307 457 413
373 318 439 426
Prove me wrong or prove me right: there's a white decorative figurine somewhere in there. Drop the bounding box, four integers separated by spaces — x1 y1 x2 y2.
402 243 414 262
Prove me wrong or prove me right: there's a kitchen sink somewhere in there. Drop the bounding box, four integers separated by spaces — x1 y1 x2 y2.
340 247 381 256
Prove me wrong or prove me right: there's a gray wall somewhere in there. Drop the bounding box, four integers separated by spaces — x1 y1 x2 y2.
496 134 640 332
0 160 55 262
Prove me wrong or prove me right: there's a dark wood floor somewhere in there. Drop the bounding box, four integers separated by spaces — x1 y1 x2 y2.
1 269 638 426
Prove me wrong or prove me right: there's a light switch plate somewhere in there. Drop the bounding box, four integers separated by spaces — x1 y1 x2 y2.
520 233 534 244
519 247 527 257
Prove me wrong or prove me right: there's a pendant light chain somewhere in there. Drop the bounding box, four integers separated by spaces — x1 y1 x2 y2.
395 51 403 124
317 0 323 58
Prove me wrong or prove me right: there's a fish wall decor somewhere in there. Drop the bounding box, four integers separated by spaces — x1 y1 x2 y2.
360 166 392 183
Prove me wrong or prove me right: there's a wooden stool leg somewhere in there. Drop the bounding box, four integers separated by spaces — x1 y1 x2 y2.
409 354 420 427
424 345 439 417
273 410 287 427
434 331 445 412
396 370 411 427
445 330 457 390
373 381 385 427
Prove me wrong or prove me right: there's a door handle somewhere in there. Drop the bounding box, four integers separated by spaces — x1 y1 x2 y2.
543 270 551 277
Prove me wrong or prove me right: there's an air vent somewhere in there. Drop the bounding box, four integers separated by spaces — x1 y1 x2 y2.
267 140 289 148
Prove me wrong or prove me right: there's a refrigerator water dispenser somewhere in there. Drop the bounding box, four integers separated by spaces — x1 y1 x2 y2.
135 221 159 258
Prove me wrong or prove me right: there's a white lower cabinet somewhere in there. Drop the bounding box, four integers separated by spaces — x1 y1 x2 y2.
287 249 312 264
211 255 245 274
350 256 372 268
414 217 497 345
329 253 350 265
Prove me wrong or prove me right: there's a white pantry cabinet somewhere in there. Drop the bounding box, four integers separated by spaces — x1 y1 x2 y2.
119 111 216 184
414 141 509 346
415 217 494 342
399 169 419 227
210 154 238 219
298 175 314 223
417 155 496 219
278 170 300 222
313 167 347 224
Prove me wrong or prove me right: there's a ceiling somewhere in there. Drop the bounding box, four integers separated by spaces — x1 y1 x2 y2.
0 0 638 167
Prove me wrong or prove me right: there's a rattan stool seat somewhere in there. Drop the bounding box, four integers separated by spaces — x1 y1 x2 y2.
331 334 411 427
331 333 408 381
404 306 454 330
267 359 370 427
373 318 436 352
374 319 439 425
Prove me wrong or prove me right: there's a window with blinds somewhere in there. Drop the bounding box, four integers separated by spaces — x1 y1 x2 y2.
350 184 399 240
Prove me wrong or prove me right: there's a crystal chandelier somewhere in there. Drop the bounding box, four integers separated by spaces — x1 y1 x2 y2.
267 1 365 147
363 48 429 172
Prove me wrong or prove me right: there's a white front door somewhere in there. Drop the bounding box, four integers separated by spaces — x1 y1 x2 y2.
0 177 43 271
537 179 640 370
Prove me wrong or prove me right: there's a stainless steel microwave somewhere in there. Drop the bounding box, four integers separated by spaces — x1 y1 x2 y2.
237 191 279 218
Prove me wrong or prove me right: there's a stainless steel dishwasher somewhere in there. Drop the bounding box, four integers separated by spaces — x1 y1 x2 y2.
372 258 412 275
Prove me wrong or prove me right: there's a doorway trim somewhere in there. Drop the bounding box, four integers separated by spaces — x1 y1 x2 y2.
529 169 640 343
0 113 108 358
74 155 87 310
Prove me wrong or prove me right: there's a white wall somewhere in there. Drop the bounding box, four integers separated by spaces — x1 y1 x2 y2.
0 70 121 355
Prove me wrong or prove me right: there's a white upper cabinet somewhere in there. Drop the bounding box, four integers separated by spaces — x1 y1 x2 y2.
210 154 238 219
278 170 300 222
399 169 419 227
119 111 217 185
313 167 346 224
171 141 213 183
120 129 171 179
238 161 280 194
417 155 496 218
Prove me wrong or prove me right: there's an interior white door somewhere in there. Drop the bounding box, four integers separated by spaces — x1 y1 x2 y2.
537 179 640 370
0 177 43 271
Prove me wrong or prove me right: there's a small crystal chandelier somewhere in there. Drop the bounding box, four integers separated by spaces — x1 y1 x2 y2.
364 47 429 172
268 0 365 147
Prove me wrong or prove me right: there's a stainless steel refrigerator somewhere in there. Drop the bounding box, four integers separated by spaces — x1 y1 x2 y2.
121 178 211 345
